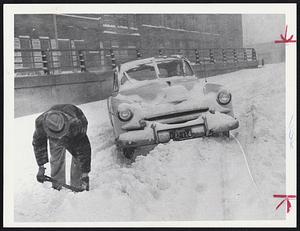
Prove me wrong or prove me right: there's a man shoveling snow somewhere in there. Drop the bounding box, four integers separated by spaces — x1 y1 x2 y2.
32 104 91 192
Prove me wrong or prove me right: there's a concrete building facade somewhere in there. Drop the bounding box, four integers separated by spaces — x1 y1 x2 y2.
14 14 243 50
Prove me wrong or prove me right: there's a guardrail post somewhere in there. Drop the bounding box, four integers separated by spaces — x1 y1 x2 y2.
110 49 116 69
195 49 200 64
158 49 163 56
41 50 49 75
252 48 257 61
136 49 142 59
243 49 248 62
222 49 227 63
209 49 214 63
233 49 238 63
78 50 86 72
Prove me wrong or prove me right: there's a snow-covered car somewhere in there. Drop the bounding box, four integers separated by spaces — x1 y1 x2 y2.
107 55 239 158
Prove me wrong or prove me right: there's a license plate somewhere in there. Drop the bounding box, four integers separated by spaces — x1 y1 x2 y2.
170 128 193 141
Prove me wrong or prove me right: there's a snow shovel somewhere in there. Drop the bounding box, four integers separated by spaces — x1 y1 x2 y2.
44 175 84 192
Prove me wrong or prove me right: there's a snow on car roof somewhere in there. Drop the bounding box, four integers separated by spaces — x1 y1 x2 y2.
119 55 184 73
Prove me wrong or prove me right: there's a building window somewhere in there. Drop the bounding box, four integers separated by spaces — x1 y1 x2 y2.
116 15 128 27
111 40 120 48
128 14 137 28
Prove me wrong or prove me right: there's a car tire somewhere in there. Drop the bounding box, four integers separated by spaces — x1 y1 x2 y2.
123 147 135 159
222 131 230 138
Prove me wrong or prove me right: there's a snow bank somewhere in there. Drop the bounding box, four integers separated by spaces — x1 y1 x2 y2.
13 63 286 222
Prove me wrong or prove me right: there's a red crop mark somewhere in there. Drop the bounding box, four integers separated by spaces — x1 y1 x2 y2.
275 25 296 44
273 194 297 213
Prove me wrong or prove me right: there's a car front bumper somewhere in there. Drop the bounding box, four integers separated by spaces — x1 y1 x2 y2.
116 112 239 148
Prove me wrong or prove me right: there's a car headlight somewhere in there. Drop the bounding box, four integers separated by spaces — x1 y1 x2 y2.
118 108 133 121
217 90 231 105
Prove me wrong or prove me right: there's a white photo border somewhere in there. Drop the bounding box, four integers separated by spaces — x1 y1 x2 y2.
3 3 297 227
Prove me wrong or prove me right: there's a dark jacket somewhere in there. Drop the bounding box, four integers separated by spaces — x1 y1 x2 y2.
32 104 91 173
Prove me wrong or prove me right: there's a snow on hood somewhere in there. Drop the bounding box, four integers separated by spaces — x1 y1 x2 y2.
117 79 204 104
116 81 212 123
116 81 209 115
162 84 189 103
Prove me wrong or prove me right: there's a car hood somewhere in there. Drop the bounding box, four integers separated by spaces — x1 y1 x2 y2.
118 78 202 103
115 78 215 118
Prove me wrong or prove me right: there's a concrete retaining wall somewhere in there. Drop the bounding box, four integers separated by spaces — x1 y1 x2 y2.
193 61 258 78
15 71 113 117
14 61 258 118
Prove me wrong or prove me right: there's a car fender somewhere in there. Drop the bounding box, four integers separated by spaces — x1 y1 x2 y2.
203 83 235 117
110 96 143 138
203 83 223 94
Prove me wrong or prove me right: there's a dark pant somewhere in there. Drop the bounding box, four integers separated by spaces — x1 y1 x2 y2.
49 139 82 190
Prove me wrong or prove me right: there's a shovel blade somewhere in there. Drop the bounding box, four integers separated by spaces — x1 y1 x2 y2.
44 175 84 192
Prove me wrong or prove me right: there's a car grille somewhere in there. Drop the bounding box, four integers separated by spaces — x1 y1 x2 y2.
145 108 209 124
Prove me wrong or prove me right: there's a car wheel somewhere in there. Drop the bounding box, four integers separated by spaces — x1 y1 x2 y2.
222 131 230 137
123 147 135 159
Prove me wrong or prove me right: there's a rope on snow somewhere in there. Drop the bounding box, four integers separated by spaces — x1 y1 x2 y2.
230 133 264 202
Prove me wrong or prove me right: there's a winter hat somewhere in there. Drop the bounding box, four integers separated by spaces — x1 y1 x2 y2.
43 110 70 138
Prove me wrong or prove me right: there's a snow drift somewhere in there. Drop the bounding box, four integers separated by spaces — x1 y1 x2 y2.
13 63 285 222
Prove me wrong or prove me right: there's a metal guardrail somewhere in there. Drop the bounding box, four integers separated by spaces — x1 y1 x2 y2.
14 47 257 77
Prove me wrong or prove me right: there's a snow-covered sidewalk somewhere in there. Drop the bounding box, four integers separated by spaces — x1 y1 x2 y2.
13 63 285 222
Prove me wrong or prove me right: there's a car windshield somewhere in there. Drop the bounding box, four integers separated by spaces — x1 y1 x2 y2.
157 60 184 78
121 58 193 85
125 63 157 82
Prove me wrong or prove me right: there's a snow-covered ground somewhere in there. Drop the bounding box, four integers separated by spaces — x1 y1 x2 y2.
13 63 285 222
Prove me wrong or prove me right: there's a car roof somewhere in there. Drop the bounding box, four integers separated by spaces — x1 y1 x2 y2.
118 55 185 73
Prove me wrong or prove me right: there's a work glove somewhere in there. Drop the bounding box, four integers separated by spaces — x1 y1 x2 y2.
80 173 89 191
36 166 46 183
